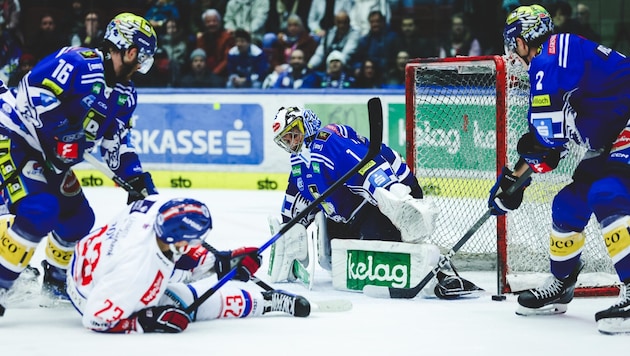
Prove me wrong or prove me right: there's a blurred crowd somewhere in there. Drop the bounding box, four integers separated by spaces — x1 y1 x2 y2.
0 0 605 89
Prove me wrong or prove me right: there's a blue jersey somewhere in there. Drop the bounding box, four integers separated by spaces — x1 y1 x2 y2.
5 46 143 179
528 34 630 151
281 124 417 225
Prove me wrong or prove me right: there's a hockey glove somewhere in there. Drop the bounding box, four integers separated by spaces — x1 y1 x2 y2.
126 172 158 204
214 247 262 282
132 305 190 333
488 167 531 216
47 122 88 173
517 132 566 174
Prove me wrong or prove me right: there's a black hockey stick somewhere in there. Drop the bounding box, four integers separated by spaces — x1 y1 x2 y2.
363 167 533 299
183 97 384 315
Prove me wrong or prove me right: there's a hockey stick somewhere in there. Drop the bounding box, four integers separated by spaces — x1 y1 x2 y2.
82 152 357 314
184 97 384 314
363 167 533 299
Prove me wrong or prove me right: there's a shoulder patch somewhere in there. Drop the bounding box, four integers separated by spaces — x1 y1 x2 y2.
78 50 100 59
316 130 331 141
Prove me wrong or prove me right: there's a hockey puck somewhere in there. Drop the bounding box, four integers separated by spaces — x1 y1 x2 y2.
491 295 507 301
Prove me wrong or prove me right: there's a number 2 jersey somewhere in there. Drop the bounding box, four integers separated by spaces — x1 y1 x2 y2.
528 33 630 154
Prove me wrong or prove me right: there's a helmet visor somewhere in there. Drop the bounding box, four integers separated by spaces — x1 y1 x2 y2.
137 52 154 74
274 119 305 154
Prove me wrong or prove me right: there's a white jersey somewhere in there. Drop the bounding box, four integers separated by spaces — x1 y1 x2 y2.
67 195 179 331
67 195 267 332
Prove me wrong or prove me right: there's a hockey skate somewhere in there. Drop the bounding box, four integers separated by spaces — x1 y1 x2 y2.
262 290 310 317
40 260 71 307
516 260 584 316
595 281 630 335
0 287 7 316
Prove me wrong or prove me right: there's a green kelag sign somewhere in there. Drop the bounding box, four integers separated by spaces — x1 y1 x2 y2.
345 250 412 290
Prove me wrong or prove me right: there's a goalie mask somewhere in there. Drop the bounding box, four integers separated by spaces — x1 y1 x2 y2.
272 107 321 154
154 198 212 253
503 5 553 55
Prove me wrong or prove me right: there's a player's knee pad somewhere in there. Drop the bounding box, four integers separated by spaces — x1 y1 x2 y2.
601 215 630 280
330 239 440 293
373 183 438 243
552 182 592 232
0 214 39 286
13 193 59 238
44 232 75 270
54 197 95 244
588 176 630 222
313 211 332 271
267 216 308 283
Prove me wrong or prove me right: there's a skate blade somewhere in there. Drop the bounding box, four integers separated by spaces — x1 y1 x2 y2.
598 318 630 335
516 303 567 316
39 294 73 308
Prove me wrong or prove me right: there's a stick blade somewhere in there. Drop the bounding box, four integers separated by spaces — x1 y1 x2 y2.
311 299 353 312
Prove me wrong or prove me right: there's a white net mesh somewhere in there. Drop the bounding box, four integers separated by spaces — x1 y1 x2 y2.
408 55 618 294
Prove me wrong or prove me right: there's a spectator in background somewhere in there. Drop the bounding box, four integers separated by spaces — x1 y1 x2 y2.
271 48 320 89
161 18 188 83
575 3 601 42
226 29 269 88
267 14 318 70
185 0 228 42
352 11 398 77
266 0 311 35
223 0 269 45
2 0 24 45
318 50 355 89
26 13 68 61
61 0 85 40
394 15 439 59
549 1 581 35
349 0 391 37
7 52 35 87
308 0 352 39
70 11 104 48
0 14 23 84
383 50 408 89
175 48 224 88
196 9 235 80
354 58 382 89
308 10 359 72
439 12 482 58
144 0 180 35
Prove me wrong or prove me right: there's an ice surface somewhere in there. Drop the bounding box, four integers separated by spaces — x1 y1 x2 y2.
1 188 627 355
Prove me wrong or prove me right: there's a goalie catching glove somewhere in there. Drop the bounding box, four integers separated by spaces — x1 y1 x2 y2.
214 247 262 282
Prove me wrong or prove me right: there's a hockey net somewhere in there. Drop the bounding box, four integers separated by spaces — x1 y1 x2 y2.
405 54 619 296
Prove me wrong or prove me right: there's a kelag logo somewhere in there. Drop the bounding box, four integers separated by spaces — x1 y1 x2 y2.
130 103 264 164
346 250 411 290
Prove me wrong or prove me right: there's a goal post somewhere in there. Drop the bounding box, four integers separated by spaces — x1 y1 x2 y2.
405 55 619 296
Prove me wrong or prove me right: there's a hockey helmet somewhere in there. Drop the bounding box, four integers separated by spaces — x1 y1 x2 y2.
272 106 321 154
103 13 158 74
154 198 212 247
503 5 554 54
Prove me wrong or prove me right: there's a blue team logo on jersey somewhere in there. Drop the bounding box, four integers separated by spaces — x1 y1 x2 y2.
367 168 392 188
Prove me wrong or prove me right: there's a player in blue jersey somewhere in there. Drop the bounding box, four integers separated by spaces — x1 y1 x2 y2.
268 106 483 299
0 13 159 316
489 4 630 334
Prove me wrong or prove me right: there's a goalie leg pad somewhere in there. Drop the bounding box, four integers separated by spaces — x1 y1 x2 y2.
373 184 438 243
267 216 309 283
331 239 440 292
313 211 332 271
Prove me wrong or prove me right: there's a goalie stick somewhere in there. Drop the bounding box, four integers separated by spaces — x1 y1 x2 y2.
184 97 383 315
363 167 533 299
